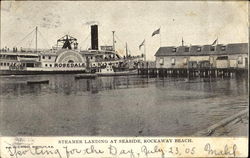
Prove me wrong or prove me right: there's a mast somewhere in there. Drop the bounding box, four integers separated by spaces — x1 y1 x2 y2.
112 31 115 51
125 42 128 58
35 26 38 52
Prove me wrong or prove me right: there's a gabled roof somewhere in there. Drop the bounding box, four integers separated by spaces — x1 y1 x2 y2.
155 43 248 56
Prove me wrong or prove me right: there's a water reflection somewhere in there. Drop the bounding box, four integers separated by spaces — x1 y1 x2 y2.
0 75 248 136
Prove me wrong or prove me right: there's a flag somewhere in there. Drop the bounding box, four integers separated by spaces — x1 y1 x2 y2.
152 28 160 37
211 39 218 45
139 39 145 50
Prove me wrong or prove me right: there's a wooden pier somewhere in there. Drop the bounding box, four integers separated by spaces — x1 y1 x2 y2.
193 109 248 136
137 68 248 78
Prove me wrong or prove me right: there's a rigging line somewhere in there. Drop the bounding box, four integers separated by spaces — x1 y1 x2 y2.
114 34 125 44
81 33 91 48
114 34 126 49
38 30 51 48
86 44 90 50
28 31 36 48
106 39 112 45
23 30 34 49
99 37 108 46
14 28 36 47
37 30 47 47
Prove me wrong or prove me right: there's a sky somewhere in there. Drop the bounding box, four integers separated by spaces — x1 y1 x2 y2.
1 1 248 60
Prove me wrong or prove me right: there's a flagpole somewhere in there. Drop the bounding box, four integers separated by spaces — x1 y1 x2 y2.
160 27 161 47
144 40 146 61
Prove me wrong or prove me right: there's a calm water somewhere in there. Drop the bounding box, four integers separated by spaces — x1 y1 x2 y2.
0 74 248 136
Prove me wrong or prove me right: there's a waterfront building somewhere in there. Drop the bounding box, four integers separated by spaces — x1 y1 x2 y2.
155 43 248 70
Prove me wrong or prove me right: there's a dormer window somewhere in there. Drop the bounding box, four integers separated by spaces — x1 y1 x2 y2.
210 46 215 51
172 48 177 52
197 47 201 52
221 46 226 51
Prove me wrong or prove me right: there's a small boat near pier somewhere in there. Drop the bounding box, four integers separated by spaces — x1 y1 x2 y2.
96 65 137 76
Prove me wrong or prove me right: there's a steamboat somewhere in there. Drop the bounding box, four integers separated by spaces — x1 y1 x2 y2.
0 25 143 75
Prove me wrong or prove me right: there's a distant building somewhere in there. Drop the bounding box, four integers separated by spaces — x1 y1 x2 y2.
155 43 248 69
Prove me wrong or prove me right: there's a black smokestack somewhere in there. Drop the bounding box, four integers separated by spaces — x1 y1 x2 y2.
91 25 98 50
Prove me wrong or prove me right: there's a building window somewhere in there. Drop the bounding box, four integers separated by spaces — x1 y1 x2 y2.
50 64 52 67
197 47 201 52
45 64 48 67
48 56 51 59
210 46 215 51
185 47 189 52
238 56 243 64
183 58 187 65
216 56 228 60
172 48 177 52
171 58 176 65
210 56 214 64
159 58 164 65
221 46 226 51
42 56 45 59
7 63 9 66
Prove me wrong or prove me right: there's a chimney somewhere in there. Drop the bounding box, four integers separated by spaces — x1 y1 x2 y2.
91 25 98 50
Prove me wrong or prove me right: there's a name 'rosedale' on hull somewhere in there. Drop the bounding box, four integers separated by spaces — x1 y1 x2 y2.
0 25 143 75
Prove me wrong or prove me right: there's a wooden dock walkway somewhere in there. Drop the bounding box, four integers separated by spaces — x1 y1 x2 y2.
193 109 248 136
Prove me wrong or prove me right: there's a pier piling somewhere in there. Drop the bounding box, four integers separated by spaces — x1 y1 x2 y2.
138 68 247 78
